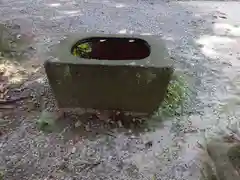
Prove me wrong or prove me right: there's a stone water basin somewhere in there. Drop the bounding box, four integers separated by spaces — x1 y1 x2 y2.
44 33 174 115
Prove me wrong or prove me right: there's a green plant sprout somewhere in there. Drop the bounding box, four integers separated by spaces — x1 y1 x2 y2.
36 111 56 132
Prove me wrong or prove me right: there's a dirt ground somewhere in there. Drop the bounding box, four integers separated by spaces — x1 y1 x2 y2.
0 21 205 180
2 0 240 179
0 54 178 180
0 24 178 180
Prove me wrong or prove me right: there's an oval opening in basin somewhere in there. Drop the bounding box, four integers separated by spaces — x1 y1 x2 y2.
71 37 150 60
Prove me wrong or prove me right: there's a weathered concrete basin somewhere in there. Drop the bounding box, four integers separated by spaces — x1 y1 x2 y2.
44 33 174 114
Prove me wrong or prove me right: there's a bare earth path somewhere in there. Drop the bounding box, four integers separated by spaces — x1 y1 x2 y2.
1 0 240 179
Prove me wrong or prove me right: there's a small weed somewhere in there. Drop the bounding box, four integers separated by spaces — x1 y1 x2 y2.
0 170 4 180
36 111 56 132
72 42 92 58
152 174 157 180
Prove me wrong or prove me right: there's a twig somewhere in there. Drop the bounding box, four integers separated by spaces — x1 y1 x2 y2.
0 104 14 109
12 87 27 92
103 132 117 138
0 95 29 104
3 89 9 96
0 119 12 127
79 160 102 173
85 161 102 172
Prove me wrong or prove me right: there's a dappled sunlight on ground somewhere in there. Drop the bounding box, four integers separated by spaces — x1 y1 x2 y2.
118 29 127 34
196 35 238 60
140 33 153 36
60 10 83 15
0 59 36 84
190 2 240 143
115 3 126 8
117 29 153 35
213 23 240 37
46 3 61 7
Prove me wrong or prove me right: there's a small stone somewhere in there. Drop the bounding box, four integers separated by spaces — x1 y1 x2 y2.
219 15 227 19
63 155 69 161
74 121 82 128
85 124 90 131
71 147 76 154
117 121 123 128
145 141 153 149
59 161 68 170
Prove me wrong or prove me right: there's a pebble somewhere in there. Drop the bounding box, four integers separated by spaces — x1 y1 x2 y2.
117 120 123 128
85 124 90 131
71 147 77 154
74 121 82 128
145 141 153 149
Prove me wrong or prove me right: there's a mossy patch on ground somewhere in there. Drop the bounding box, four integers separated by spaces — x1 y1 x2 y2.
156 73 189 117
